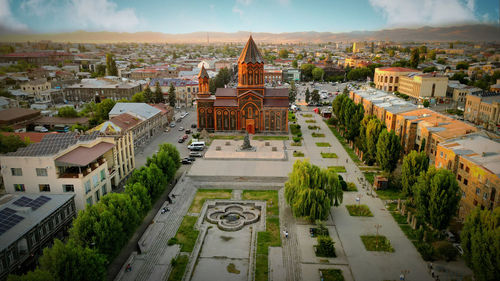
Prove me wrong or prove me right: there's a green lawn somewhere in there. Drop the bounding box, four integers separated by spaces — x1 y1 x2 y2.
253 135 289 141
293 151 304 157
290 141 302 146
308 125 320 130
167 255 189 281
302 114 313 117
346 204 373 217
242 190 280 281
290 124 302 135
346 182 358 192
326 124 361 164
316 142 331 147
188 189 233 213
320 269 345 281
321 152 338 158
328 166 347 173
375 188 406 200
361 235 394 252
174 216 199 252
305 119 317 123
312 132 325 137
210 135 243 140
363 172 376 185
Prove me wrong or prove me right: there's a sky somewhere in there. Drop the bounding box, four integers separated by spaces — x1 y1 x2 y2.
0 0 498 34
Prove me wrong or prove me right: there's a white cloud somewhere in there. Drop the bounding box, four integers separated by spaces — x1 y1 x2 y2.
232 6 244 17
0 0 29 32
68 0 139 32
236 0 252 5
369 0 478 27
20 0 57 17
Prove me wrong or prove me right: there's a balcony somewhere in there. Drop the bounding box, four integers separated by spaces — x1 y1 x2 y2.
57 157 106 179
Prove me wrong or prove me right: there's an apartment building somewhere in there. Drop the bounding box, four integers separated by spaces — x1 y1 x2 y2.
0 132 125 210
0 194 76 280
464 92 500 132
129 65 179 80
398 73 448 102
148 78 199 106
447 81 482 103
435 133 499 219
374 67 419 92
62 78 142 103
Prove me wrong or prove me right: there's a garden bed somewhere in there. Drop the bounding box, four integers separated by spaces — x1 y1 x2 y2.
253 135 289 141
320 269 345 281
360 235 394 252
321 152 338 158
293 151 304 157
312 132 325 137
316 142 331 147
188 189 233 213
328 166 346 173
346 204 373 217
173 216 200 252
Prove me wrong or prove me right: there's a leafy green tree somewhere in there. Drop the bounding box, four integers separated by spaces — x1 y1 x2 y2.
39 239 106 281
365 118 383 163
301 64 316 81
125 182 151 216
209 78 216 94
401 151 429 196
376 130 401 172
168 83 176 107
423 100 430 107
410 48 420 69
215 67 231 88
131 91 146 103
292 60 298 68
100 193 141 237
106 53 118 76
284 160 342 221
460 207 499 281
153 81 164 103
388 49 395 57
419 45 428 54
7 269 54 281
0 134 28 153
344 103 364 142
57 106 78 118
347 67 373 81
423 66 437 73
428 50 437 60
289 81 297 103
312 67 324 81
305 88 311 103
414 168 460 230
311 90 320 104
436 58 447 65
456 61 469 70
392 59 409 67
332 94 347 123
278 49 289 58
95 98 116 122
316 236 336 257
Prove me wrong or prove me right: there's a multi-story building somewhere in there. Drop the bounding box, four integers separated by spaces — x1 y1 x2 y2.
374 67 419 92
129 65 179 80
398 73 448 102
344 56 371 68
108 103 167 148
264 68 283 83
435 133 499 219
283 69 301 82
63 78 142 103
464 92 500 132
0 194 76 280
149 78 199 107
0 52 74 65
352 42 366 53
0 132 126 210
20 79 51 96
0 108 41 131
447 81 481 103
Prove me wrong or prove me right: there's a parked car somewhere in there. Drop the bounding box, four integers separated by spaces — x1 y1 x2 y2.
189 152 203 157
181 158 192 164
178 137 185 143
170 123 176 128
184 157 195 162
185 129 191 134
182 134 188 140
178 127 184 131
189 145 204 151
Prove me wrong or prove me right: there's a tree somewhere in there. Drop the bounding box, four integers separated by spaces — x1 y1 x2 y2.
305 88 311 103
311 90 320 104
419 45 428 54
292 60 298 68
300 64 316 81
347 67 373 81
209 79 216 94
168 83 176 107
316 236 336 257
278 49 289 58
131 91 146 103
345 103 364 142
7 269 54 281
289 81 297 103
106 53 118 76
153 81 164 103
460 207 499 281
57 106 78 118
284 160 342 221
423 66 437 73
39 239 107 281
456 61 469 70
0 134 28 153
95 98 116 122
436 58 447 65
376 130 401 172
410 48 420 69
125 182 151 217
312 67 324 81
414 168 460 230
388 49 395 57
428 50 437 60
423 100 430 107
401 151 429 196
365 118 383 164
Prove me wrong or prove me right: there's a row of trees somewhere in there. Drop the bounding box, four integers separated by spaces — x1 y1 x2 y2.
300 64 325 81
8 144 181 281
285 160 343 221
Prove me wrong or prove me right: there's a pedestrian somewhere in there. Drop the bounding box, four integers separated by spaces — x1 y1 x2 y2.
167 196 172 204
431 269 434 278
399 274 405 281
172 194 176 199
283 230 289 238
126 264 132 272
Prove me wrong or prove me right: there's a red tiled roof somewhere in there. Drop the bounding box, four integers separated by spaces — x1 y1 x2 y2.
378 67 418 72
215 88 237 97
110 113 141 131
214 99 238 107
0 132 57 143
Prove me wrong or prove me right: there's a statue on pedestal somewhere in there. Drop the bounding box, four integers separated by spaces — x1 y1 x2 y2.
241 132 253 150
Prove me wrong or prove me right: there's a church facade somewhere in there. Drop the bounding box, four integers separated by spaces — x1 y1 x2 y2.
196 36 289 134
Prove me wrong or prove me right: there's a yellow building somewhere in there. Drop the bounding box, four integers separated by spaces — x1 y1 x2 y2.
374 67 419 92
352 42 366 53
398 73 448 102
435 133 500 220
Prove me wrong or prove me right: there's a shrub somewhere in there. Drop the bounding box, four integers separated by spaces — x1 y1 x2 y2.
315 236 336 257
293 136 301 143
434 241 458 261
414 241 435 261
168 237 178 245
297 132 302 138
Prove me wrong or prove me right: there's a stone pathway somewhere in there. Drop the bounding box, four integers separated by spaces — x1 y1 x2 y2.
278 188 302 281
115 177 197 281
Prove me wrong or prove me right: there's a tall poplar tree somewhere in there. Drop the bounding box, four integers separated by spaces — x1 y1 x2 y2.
376 130 401 172
168 83 176 107
401 151 429 196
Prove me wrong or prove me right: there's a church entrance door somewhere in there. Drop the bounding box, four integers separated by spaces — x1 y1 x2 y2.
245 119 255 134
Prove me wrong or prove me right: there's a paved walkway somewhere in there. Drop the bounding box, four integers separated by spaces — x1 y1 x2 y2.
297 112 433 281
114 176 197 281
278 188 302 281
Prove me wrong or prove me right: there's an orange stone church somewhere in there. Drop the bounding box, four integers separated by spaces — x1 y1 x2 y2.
196 36 289 133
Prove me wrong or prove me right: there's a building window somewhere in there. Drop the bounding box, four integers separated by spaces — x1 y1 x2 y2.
463 179 468 186
14 184 25 192
440 151 443 157
63 184 74 192
465 166 470 173
92 174 99 187
86 197 93 206
476 188 480 195
36 168 48 177
100 169 106 181
460 163 464 169
85 180 91 194
457 175 462 181
462 191 466 198
483 192 488 200
102 184 107 196
95 190 100 202
11 168 22 176
39 184 50 192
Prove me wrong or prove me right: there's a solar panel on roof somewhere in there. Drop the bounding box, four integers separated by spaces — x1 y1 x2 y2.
13 196 33 207
0 208 24 235
28 196 51 210
0 208 16 217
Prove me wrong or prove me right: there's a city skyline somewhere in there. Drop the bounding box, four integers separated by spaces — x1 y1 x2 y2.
0 0 498 35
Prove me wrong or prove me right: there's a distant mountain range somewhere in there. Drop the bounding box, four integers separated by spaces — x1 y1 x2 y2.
0 24 499 43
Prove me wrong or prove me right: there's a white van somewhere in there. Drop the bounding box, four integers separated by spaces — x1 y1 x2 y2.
34 126 48 132
188 141 205 150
